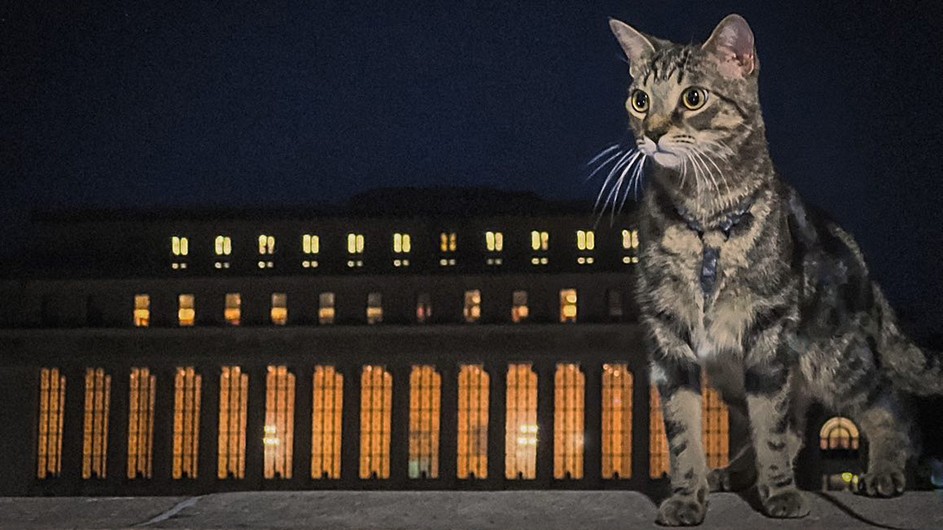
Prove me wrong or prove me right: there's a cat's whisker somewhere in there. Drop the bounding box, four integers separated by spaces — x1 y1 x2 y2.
618 156 644 214
609 154 638 224
586 144 620 167
584 149 625 183
694 147 729 196
593 150 635 213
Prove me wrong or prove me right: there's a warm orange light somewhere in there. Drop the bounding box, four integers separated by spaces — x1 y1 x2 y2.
457 365 489 479
360 366 392 479
264 366 295 479
82 368 111 479
602 364 633 479
506 364 538 479
173 367 201 479
409 365 441 479
554 364 585 479
218 366 248 479
37 368 66 479
312 366 343 479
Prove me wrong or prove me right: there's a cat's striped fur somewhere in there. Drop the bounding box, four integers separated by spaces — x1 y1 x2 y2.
606 14 943 526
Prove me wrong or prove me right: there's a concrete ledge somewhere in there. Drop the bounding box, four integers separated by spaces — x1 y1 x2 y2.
2 491 943 529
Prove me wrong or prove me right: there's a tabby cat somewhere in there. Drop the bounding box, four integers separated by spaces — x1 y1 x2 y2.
602 13 943 526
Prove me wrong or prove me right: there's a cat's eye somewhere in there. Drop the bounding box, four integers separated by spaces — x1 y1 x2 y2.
681 87 708 110
629 90 649 113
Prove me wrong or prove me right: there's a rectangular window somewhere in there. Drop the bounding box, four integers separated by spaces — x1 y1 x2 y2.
258 234 276 255
178 294 195 327
302 234 319 268
225 293 241 326
576 230 595 251
82 368 111 479
173 367 201 479
214 235 232 256
530 230 549 265
409 366 441 479
319 292 335 325
393 233 411 267
366 292 383 324
602 364 633 479
457 365 489 479
171 236 189 256
554 364 585 479
127 367 156 479
506 363 537 480
463 290 481 323
271 293 288 326
439 231 457 266
560 289 577 323
312 366 343 479
218 366 248 479
703 379 730 470
607 290 624 320
416 293 432 324
37 368 66 479
347 232 365 268
264 366 295 480
134 294 150 327
360 366 392 479
511 290 529 323
485 231 504 252
622 228 640 264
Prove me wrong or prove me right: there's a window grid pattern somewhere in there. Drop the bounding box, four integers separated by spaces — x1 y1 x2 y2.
218 366 248 479
360 366 392 479
37 368 66 479
457 365 489 479
178 294 195 327
505 363 538 480
554 364 585 479
820 416 860 451
173 367 201 479
601 364 632 479
312 366 343 479
264 366 295 479
408 365 441 479
134 294 150 327
127 368 156 479
82 368 111 479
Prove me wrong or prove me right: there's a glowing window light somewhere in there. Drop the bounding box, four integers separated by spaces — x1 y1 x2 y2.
225 293 241 326
171 236 189 256
486 231 504 252
214 236 232 256
393 233 412 253
302 234 320 254
127 367 156 479
271 292 288 326
173 367 201 479
82 368 111 479
218 366 248 479
360 366 393 479
463 290 481 323
602 364 632 479
554 364 585 479
440 232 457 253
559 289 577 323
37 368 66 479
178 294 195 327
366 292 383 324
258 235 276 255
820 416 861 451
576 230 595 251
264 366 295 479
319 292 335 325
133 294 150 327
347 233 365 254
457 365 489 479
409 365 441 479
506 364 538 479
530 230 549 251
621 229 640 250
511 290 529 323
416 293 432 324
312 366 343 479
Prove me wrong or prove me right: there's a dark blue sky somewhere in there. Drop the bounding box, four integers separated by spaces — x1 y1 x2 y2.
2 1 942 329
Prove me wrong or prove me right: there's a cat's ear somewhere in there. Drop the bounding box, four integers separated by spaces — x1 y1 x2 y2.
702 14 757 78
609 18 656 78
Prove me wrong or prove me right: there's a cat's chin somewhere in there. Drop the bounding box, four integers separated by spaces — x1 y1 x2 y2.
651 152 683 169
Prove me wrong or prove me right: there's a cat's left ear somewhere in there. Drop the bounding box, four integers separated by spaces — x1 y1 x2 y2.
702 14 757 79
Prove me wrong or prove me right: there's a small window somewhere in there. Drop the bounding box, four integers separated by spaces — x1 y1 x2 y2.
271 293 288 326
214 236 232 256
133 294 150 327
302 234 320 268
393 233 411 267
439 232 457 266
171 236 189 256
416 293 432 324
258 235 276 255
367 292 383 324
622 229 640 264
576 230 595 251
464 290 481 323
607 290 623 320
530 230 549 251
178 294 195 327
560 289 577 323
225 293 241 326
319 292 335 325
485 231 504 252
511 290 528 323
347 233 364 268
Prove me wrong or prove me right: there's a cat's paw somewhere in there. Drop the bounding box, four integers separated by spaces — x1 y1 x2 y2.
856 470 905 497
656 495 707 526
761 488 810 519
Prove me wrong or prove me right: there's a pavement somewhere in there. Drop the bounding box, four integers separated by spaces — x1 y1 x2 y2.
2 491 943 529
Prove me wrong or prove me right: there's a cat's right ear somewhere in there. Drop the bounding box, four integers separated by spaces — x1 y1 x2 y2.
609 18 655 78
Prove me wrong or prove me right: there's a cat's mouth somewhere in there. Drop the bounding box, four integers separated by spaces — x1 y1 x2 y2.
638 137 683 168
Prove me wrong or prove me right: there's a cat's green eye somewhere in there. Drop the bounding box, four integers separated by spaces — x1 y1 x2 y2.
629 90 649 113
681 87 708 111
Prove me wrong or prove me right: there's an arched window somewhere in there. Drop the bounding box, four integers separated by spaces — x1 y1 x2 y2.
820 416 860 451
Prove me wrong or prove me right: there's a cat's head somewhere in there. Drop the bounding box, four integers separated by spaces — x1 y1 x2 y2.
609 15 762 171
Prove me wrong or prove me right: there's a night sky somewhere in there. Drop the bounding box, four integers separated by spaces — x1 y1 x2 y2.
2 1 942 330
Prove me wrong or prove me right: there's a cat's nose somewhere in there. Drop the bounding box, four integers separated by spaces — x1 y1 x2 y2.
647 127 669 143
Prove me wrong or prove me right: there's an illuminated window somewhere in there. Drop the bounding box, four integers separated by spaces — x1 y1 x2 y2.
393 233 411 267
225 293 241 326
506 363 538 480
271 292 288 326
257 235 275 269
171 236 189 269
312 366 343 479
367 292 383 324
416 293 432 324
439 231 457 266
82 368 111 479
530 230 549 265
360 366 392 479
214 235 232 269
133 294 150 327
457 365 489 479
554 364 585 479
649 387 669 478
464 290 481 323
622 228 640 264
127 367 156 479
347 232 365 268
820 417 860 452
264 366 295 479
178 294 195 327
37 368 66 479
607 290 623 321
319 292 335 325
650 376 730 478
173 367 201 479
602 364 632 479
576 230 595 265
409 365 441 479
560 289 577 323
485 231 504 265
302 234 320 268
218 366 248 479
511 290 529 323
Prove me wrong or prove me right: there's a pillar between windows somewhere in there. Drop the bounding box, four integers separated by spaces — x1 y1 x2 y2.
291 364 313 486
151 366 177 486
583 362 603 485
